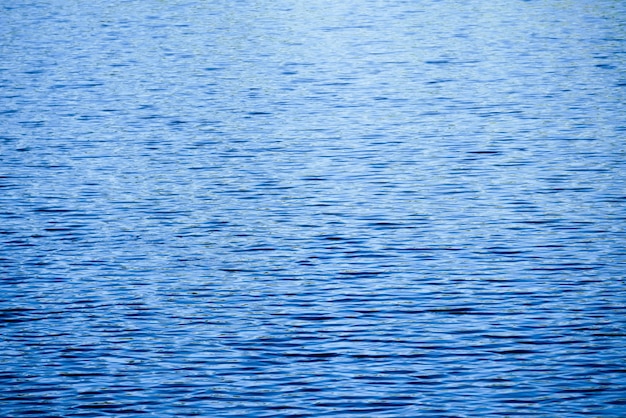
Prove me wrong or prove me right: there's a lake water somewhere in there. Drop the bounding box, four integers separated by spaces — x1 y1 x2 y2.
1 0 626 416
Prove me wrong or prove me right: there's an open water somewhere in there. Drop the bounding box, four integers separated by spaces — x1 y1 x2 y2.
1 0 626 416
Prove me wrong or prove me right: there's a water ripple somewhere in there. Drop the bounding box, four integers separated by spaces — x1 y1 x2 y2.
2 0 626 416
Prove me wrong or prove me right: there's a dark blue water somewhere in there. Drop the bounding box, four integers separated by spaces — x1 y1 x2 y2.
1 0 626 416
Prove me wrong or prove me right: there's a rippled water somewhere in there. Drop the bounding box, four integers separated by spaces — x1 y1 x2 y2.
1 0 626 416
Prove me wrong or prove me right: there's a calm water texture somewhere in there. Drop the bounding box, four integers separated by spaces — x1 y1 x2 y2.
1 0 626 416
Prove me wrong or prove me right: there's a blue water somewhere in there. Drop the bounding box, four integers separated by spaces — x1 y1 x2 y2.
1 0 625 416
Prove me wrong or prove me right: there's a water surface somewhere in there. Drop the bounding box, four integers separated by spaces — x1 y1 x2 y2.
1 0 626 416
